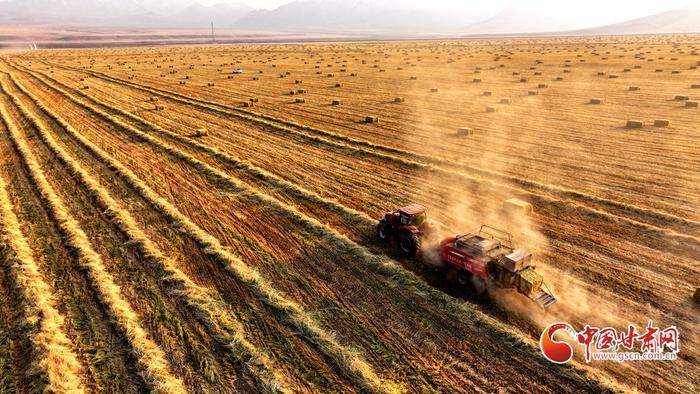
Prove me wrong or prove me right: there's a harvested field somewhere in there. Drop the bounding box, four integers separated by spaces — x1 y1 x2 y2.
0 35 698 393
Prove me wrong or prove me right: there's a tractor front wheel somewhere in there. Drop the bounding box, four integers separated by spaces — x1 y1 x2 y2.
398 232 421 256
376 220 391 242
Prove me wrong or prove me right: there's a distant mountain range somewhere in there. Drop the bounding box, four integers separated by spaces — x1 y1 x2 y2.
574 7 700 35
0 0 698 36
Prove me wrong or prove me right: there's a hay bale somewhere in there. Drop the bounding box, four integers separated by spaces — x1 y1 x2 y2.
295 98 305 103
295 80 303 84
154 105 165 111
195 127 208 137
686 100 699 107
486 106 499 113
538 83 548 88
250 97 259 102
394 97 405 103
252 77 259 80
242 102 254 108
691 84 700 89
207 82 215 87
626 120 644 128
590 98 604 104
693 288 700 304
653 119 670 127
365 116 379 124
527 90 538 96
556 76 564 81
483 91 492 96
331 100 342 106
149 96 159 102
503 198 533 216
500 98 512 104
296 89 306 94
83 85 89 90
519 77 529 82
609 74 619 79
456 127 473 136
335 83 343 87
473 78 482 83
430 88 439 93
410 76 417 80
675 95 689 101
629 86 640 91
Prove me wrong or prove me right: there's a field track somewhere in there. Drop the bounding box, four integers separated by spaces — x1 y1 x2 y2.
1 36 698 393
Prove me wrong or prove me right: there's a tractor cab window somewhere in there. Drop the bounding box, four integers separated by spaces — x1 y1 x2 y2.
409 212 426 227
400 213 410 225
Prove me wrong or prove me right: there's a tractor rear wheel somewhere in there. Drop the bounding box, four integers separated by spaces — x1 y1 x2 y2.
376 220 391 242
398 232 421 256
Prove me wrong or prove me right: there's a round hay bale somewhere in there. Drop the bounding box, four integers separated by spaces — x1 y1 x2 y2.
295 98 305 103
365 116 379 124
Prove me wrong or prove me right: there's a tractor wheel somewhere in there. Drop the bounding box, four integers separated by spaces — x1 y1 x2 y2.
376 221 391 242
398 232 421 256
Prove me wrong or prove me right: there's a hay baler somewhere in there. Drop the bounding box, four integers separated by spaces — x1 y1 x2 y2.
439 225 556 309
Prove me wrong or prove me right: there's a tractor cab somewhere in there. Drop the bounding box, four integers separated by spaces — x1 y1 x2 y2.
397 204 427 227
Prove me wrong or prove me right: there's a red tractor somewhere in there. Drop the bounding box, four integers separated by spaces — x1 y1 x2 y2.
376 204 434 256
439 225 556 309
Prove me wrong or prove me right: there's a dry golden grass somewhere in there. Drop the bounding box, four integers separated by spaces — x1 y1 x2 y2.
0 34 697 393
